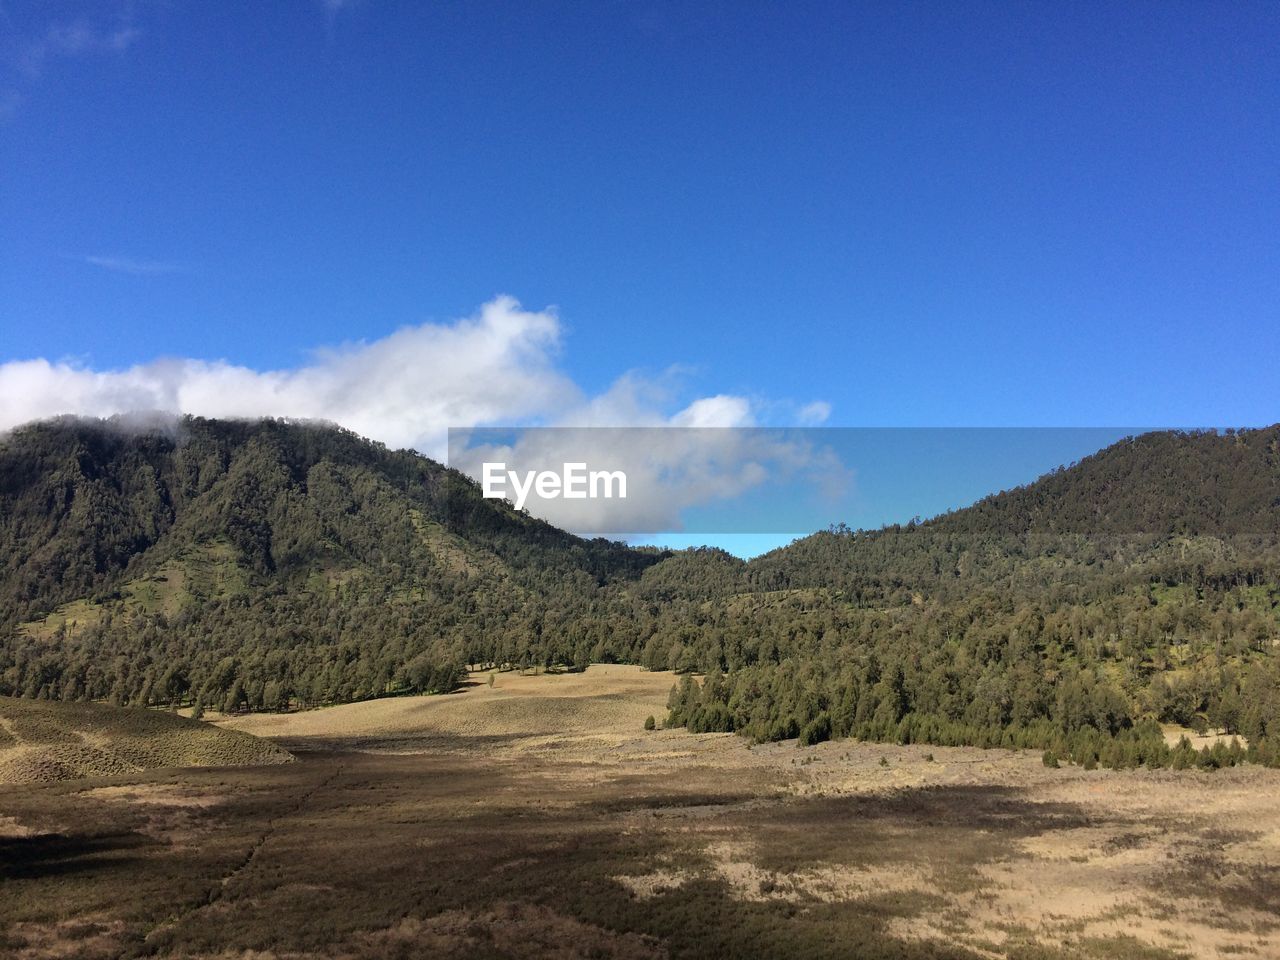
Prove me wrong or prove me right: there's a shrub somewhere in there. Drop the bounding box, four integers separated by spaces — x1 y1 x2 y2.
798 712 832 747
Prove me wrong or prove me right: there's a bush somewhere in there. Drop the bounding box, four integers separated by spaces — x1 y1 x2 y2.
798 712 832 747
644 715 656 731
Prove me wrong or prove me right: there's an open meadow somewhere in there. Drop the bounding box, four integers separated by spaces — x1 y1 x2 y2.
1 666 1278 960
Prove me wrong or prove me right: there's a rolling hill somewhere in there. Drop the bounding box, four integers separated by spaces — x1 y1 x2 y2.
0 695 291 784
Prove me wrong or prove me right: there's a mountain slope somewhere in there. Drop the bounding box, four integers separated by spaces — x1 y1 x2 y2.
650 428 1280 766
746 426 1280 595
0 416 662 710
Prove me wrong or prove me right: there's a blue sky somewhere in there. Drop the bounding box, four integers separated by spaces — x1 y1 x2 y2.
1 2 1277 552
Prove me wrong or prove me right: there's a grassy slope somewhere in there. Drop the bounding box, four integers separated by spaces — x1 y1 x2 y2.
0 696 292 784
220 664 676 752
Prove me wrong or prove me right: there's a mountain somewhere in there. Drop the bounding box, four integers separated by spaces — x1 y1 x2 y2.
0 415 661 711
1 416 1278 770
748 426 1280 595
658 427 1280 767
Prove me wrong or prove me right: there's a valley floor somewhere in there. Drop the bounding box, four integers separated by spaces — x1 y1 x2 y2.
1 665 1278 959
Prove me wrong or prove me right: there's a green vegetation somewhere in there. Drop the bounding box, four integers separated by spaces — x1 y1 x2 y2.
2 416 1279 771
0 416 659 712
0 695 290 783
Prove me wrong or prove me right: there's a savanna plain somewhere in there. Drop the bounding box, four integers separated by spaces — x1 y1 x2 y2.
2 665 1278 960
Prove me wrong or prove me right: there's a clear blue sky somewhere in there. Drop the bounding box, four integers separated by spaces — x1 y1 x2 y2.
2 0 1277 431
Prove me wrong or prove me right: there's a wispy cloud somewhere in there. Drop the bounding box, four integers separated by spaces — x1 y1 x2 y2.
797 401 832 426
319 0 362 34
24 21 139 74
0 5 142 119
80 255 186 276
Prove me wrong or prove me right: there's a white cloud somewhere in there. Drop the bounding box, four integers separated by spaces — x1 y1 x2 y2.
0 296 836 534
797 400 832 426
671 395 755 428
451 424 847 534
0 297 575 457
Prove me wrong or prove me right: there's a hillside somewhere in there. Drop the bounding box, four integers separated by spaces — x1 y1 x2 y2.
1 417 1278 770
0 695 291 784
652 428 1280 767
746 426 1280 595
0 415 661 711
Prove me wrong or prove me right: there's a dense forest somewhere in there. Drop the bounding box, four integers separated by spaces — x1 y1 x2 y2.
1 416 1278 769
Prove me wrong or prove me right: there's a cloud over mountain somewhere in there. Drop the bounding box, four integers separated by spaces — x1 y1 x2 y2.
0 297 834 533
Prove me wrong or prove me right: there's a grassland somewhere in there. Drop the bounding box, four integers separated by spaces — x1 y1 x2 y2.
217 664 674 754
0 666 1277 959
0 696 291 784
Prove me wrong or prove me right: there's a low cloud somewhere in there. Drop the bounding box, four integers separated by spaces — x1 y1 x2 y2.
0 296 836 534
0 297 573 456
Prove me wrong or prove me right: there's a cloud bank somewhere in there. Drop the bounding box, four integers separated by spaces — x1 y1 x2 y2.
0 298 570 454
0 296 834 533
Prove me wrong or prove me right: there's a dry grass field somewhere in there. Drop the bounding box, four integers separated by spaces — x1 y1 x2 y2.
219 664 674 756
0 696 292 785
1 666 1278 959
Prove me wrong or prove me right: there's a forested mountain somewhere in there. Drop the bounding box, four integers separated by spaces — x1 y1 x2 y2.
657 427 1280 768
2 417 1278 770
0 416 660 712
